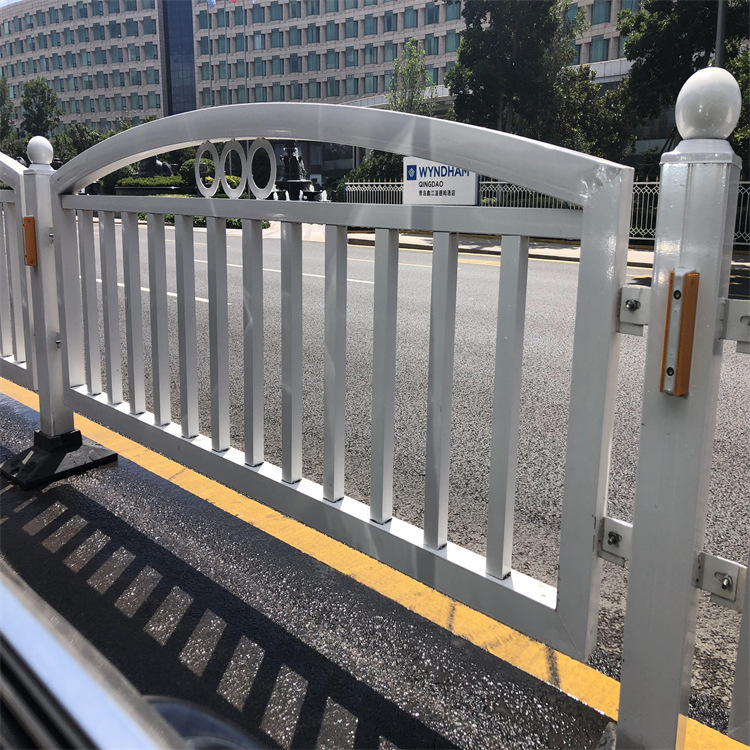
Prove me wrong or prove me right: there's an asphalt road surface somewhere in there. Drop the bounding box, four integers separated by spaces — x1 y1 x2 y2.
6 221 750 736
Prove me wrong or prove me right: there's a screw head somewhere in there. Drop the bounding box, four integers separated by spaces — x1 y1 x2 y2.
673 290 682 300
721 575 733 591
666 367 675 377
625 299 640 312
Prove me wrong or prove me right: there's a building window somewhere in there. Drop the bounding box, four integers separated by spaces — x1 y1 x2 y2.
234 7 245 24
589 34 609 62
424 2 439 24
290 81 303 99
344 17 357 37
237 85 248 103
364 43 377 64
219 60 229 78
307 23 320 43
384 70 393 91
252 4 265 22
345 46 357 66
95 47 107 64
254 84 267 102
325 20 338 40
200 61 210 80
426 64 437 84
325 0 338 11
125 18 138 36
404 7 418 28
271 1 284 20
345 75 357 95
78 25 90 42
202 88 211 105
146 65 158 83
384 10 397 31
142 0 155 8
109 21 121 37
591 0 611 25
219 87 230 105
621 0 640 10
445 0 460 20
107 0 119 12
145 41 157 59
445 28 459 52
272 82 284 100
383 40 396 61
364 72 377 93
199 37 210 55
125 0 137 11
308 79 321 98
290 53 302 72
76 1 87 18
271 28 284 46
217 35 229 53
62 3 74 19
253 57 266 75
110 45 123 62
363 14 377 34
143 16 156 34
345 0 357 8
307 51 321 70
289 0 302 18
236 59 247 77
271 55 284 74
253 31 265 49
216 8 228 27
289 26 302 44
617 36 626 58
307 0 320 15
424 33 437 55
326 77 339 97
236 33 246 51
326 48 339 68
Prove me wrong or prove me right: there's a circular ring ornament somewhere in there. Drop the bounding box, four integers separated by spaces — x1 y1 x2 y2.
247 139 277 200
219 140 248 199
195 141 220 198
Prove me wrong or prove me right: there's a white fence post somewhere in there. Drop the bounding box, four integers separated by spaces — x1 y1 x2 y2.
0 137 115 489
617 69 743 749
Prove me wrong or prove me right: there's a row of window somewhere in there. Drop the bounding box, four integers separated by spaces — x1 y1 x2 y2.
200 64 443 105
0 0 156 36
1 41 158 78
0 17 157 56
567 0 640 28
39 66 160 94
572 33 625 64
55 90 160 114
198 0 459 29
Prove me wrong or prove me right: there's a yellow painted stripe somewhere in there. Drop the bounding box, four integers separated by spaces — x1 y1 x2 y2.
0 376 741 750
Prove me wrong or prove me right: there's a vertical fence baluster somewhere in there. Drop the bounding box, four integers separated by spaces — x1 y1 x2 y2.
122 212 145 414
99 212 122 404
729 549 750 743
424 232 458 550
6 202 30 369
148 214 170 426
0 207 12 355
243 219 264 465
175 215 198 438
281 221 302 483
78 210 101 395
324 224 347 501
486 235 529 579
207 216 229 452
370 228 398 524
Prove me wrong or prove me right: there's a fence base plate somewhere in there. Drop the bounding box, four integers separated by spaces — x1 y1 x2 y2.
0 429 117 490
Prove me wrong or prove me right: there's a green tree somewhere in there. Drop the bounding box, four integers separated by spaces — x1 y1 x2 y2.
726 50 749 172
20 76 62 138
619 0 749 123
0 78 15 142
387 37 437 116
445 0 581 134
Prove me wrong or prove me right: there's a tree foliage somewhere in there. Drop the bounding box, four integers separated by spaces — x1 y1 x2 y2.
0 78 15 142
387 37 436 116
20 76 62 138
619 0 749 123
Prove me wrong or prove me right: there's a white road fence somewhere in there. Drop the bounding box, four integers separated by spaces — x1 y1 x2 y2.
346 179 750 245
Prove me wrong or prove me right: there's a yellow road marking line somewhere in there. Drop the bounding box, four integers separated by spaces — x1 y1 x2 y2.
0 376 739 749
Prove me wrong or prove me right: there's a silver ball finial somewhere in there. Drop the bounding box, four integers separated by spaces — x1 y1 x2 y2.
27 136 54 165
675 67 741 140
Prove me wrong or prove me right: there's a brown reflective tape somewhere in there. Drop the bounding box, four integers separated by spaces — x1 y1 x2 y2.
23 216 37 267
659 270 674 393
673 272 699 397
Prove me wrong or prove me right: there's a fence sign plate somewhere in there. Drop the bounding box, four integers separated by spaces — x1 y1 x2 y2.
403 158 478 206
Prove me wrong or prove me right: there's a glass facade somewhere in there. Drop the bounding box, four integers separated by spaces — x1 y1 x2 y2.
163 0 196 114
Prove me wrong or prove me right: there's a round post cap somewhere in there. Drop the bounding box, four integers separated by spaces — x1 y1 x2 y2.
675 67 742 140
27 136 54 166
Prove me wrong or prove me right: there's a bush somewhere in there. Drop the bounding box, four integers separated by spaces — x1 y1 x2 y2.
117 175 185 188
100 164 134 194
179 158 214 193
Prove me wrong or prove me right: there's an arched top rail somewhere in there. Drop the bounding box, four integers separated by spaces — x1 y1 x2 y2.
52 103 631 204
0 151 25 192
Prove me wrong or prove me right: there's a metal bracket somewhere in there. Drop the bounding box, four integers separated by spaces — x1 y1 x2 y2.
720 298 750 354
599 516 633 567
694 552 746 612
618 285 651 336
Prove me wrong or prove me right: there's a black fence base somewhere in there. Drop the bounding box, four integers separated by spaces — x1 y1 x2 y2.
0 429 117 491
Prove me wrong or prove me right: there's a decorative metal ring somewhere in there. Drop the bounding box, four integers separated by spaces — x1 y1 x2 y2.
195 141 220 198
219 140 248 200
246 139 277 201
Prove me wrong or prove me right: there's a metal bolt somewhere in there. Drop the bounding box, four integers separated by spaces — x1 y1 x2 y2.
625 299 641 312
666 367 675 377
607 531 621 547
721 574 733 591
673 290 682 300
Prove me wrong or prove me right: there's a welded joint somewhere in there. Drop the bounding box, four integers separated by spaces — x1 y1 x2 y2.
598 516 632 567
694 552 746 612
719 298 750 354
617 285 650 336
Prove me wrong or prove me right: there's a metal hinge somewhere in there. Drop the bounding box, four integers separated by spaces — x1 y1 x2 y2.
598 516 633 566
720 298 750 354
617 285 650 336
694 552 746 612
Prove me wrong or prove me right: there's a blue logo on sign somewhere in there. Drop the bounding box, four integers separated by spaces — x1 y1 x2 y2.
406 165 417 180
